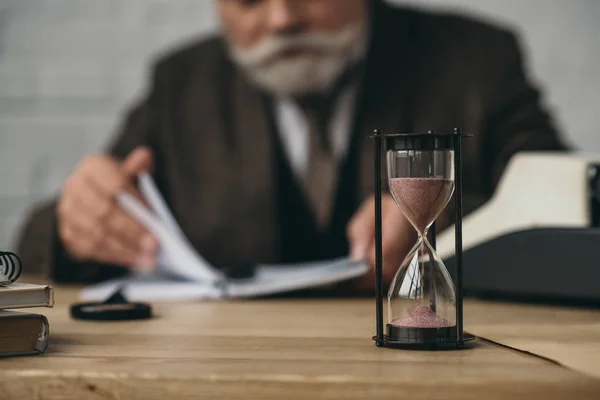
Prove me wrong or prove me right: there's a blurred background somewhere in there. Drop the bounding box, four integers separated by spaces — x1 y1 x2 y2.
0 0 598 250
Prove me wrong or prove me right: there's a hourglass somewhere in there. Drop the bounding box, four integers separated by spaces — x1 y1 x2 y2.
372 128 474 349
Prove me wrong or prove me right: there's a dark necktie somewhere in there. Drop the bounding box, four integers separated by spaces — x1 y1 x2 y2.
294 62 363 230
297 98 338 230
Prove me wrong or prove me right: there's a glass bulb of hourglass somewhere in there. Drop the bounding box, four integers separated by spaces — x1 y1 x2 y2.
386 149 457 337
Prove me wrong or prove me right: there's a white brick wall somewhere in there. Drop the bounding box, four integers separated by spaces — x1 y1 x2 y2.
0 0 599 250
0 0 218 250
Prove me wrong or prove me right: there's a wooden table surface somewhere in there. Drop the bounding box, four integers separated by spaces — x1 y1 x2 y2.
1 284 599 400
465 300 600 379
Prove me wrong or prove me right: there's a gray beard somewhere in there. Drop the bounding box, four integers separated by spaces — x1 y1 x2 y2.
227 22 367 97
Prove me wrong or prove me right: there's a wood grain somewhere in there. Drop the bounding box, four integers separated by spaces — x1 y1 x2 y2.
0 283 598 399
466 299 600 378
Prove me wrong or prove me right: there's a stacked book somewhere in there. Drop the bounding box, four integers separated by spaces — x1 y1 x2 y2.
0 252 54 357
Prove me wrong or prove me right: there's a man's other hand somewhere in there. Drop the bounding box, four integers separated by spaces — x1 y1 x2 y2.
345 194 415 291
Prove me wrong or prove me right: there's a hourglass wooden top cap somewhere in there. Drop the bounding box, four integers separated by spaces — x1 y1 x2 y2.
372 128 471 151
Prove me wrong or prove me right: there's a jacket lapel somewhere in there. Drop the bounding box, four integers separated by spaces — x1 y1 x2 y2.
356 2 421 201
229 68 279 264
176 54 278 269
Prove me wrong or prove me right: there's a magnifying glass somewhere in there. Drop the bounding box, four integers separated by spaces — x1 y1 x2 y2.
70 286 152 321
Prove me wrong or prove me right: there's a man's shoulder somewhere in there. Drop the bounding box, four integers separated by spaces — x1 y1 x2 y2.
426 10 512 36
388 3 519 50
149 35 231 82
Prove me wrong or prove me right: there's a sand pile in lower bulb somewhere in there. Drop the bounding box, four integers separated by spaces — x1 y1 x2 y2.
391 306 454 328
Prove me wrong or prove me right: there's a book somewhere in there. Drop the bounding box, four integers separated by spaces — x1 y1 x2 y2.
81 173 370 302
0 311 49 357
0 283 55 310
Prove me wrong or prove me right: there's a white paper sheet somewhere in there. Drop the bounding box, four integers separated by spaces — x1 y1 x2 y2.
118 171 224 283
80 257 368 301
226 258 368 298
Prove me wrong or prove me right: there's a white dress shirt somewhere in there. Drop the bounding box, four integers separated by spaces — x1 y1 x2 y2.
273 83 359 180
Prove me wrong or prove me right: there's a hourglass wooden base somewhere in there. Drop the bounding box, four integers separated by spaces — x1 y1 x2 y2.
373 331 475 349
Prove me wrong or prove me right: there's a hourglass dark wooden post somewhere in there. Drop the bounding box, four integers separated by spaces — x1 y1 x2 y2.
372 128 474 349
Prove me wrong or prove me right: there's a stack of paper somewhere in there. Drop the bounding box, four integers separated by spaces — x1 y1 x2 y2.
81 173 369 302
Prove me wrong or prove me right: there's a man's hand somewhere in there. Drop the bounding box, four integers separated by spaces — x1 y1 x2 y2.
345 194 416 291
56 146 157 269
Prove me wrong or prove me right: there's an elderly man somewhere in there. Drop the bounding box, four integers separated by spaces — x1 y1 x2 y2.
17 0 566 289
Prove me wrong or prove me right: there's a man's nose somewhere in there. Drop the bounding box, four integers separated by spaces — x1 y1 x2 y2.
266 0 305 35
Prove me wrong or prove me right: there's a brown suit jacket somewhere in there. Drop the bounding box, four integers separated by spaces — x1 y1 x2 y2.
16 1 567 282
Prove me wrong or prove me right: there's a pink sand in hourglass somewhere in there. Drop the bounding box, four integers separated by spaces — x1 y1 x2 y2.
391 306 455 328
389 177 454 233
